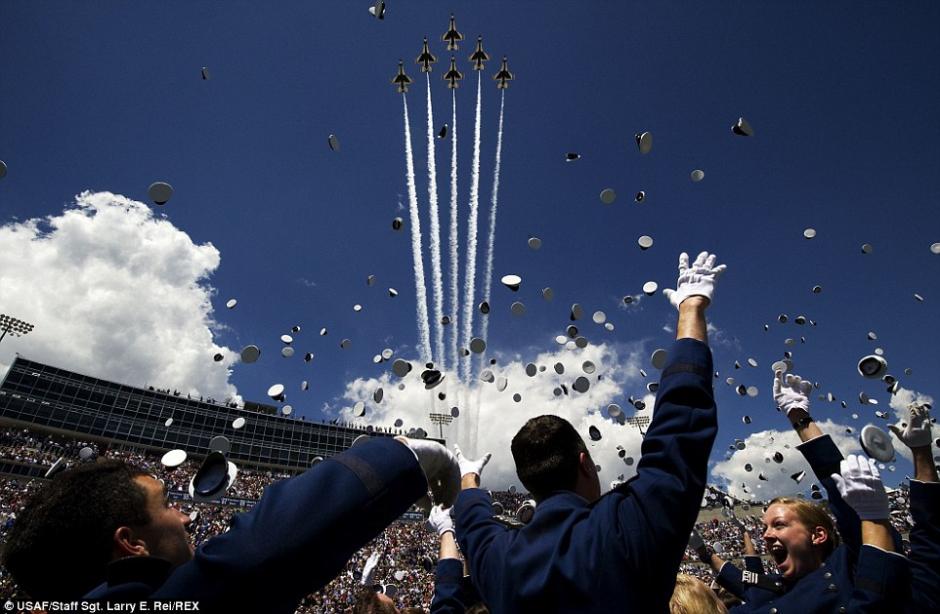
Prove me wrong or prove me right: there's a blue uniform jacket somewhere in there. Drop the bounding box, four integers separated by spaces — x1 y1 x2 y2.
721 434 912 612
905 479 940 612
84 437 427 613
454 338 717 613
723 543 910 613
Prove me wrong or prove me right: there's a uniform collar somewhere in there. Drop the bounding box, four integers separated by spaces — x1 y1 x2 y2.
535 490 591 510
105 556 173 590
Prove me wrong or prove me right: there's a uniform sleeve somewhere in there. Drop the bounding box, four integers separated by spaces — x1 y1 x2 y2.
612 338 718 601
430 558 468 613
156 437 427 612
454 488 510 601
906 480 940 612
744 555 764 574
716 562 749 599
796 435 902 560
845 544 911 613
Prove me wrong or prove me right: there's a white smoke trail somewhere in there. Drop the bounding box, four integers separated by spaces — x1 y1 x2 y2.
425 74 445 369
402 95 432 362
461 72 483 383
478 90 506 371
448 88 460 376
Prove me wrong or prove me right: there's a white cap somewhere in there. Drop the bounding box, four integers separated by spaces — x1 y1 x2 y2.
161 449 187 468
501 274 522 291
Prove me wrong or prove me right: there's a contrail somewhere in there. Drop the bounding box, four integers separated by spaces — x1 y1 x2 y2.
478 90 506 370
461 72 483 383
402 94 432 362
425 74 445 369
448 88 460 375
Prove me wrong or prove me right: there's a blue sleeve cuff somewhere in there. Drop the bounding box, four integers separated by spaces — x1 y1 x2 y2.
797 434 844 481
435 558 464 583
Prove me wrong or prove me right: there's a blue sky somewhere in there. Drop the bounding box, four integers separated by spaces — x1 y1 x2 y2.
1 2 938 495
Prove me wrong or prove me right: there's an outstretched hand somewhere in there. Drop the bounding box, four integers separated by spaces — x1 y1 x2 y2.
663 251 727 310
426 504 455 536
454 444 492 478
888 403 932 450
773 371 812 418
831 454 890 521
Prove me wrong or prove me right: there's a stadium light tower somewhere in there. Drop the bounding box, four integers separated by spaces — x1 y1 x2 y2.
428 412 454 441
0 314 34 345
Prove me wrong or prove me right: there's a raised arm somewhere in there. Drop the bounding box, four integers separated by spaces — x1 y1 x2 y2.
453 445 509 599
832 454 912 611
428 505 469 613
613 251 724 600
157 437 428 611
890 403 940 611
774 370 866 556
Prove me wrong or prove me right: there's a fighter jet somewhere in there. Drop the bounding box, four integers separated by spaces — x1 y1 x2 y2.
493 56 513 89
416 37 436 73
469 36 490 71
443 57 463 89
392 60 413 93
368 0 385 20
442 14 463 51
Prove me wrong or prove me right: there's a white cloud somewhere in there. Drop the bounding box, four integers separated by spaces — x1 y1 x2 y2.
706 321 741 351
329 340 652 491
0 191 239 401
710 419 862 501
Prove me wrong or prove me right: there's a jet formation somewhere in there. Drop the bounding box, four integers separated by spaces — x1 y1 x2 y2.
391 16 513 92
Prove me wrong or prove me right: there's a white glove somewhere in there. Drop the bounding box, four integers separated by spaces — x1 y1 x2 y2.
773 371 812 418
426 504 455 536
662 251 727 309
396 437 461 507
831 454 890 521
361 549 381 586
888 403 932 449
454 444 492 479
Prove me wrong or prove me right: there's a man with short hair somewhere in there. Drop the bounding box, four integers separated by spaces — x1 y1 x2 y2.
454 251 726 613
2 436 460 612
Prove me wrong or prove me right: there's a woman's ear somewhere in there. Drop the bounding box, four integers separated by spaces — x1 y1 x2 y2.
811 525 829 547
